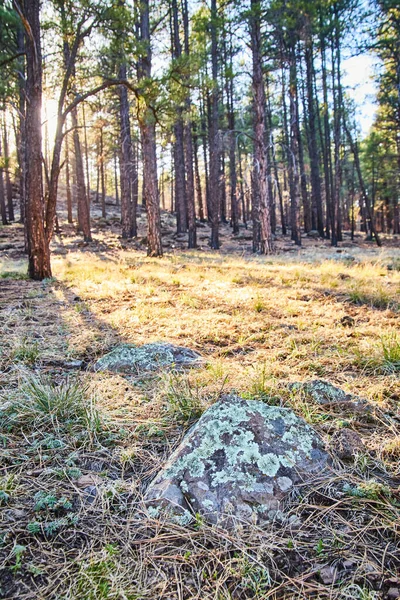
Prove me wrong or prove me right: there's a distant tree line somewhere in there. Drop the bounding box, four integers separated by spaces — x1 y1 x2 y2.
0 0 398 279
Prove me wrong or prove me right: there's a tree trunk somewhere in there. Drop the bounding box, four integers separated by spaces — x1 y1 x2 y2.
72 106 91 241
3 124 14 221
114 149 119 206
250 0 274 254
209 0 220 249
137 0 162 256
65 130 73 223
288 45 301 246
0 139 7 225
82 103 90 199
193 123 205 221
16 23 26 225
304 30 324 236
320 22 334 242
22 0 52 279
182 0 196 248
100 126 106 218
343 120 381 247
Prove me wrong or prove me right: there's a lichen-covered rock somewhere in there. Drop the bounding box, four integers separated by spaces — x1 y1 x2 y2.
145 395 330 527
290 380 371 414
94 343 202 374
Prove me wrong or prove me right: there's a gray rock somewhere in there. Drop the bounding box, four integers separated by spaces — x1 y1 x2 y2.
145 395 330 527
94 342 203 374
290 380 371 414
306 230 321 239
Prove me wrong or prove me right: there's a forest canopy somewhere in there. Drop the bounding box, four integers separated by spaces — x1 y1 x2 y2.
0 0 399 278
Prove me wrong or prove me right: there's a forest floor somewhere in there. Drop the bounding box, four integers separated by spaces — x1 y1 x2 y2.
0 200 400 599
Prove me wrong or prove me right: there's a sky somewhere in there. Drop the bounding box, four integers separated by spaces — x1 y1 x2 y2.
342 52 378 137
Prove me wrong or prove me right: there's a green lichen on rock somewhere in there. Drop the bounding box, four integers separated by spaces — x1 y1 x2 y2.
145 395 330 527
94 342 203 374
290 380 371 414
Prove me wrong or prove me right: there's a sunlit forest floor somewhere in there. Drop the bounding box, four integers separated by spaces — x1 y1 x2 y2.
0 204 399 599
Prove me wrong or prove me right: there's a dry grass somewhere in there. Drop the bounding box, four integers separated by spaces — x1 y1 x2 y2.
0 227 399 599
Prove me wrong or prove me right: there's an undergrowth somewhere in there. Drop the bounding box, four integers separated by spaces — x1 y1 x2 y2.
0 237 399 599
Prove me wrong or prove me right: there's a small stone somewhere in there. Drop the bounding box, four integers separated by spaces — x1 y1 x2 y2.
330 429 365 460
318 565 338 585
76 474 103 488
83 485 98 505
387 589 400 599
63 360 83 369
4 509 26 522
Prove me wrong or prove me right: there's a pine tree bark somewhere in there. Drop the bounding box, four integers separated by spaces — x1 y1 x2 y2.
0 139 7 225
250 0 274 254
16 23 26 225
100 125 106 218
320 21 335 243
3 124 14 221
288 44 301 246
182 0 196 248
65 130 73 223
209 0 220 249
72 106 91 241
22 0 52 279
193 123 205 221
304 30 324 236
137 0 162 256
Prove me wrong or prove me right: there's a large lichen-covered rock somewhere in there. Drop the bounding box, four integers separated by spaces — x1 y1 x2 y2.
145 395 330 527
289 380 371 414
94 342 202 374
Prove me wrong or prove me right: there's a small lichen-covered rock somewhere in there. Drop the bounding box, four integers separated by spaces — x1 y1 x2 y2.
290 380 371 414
94 342 202 374
145 395 330 527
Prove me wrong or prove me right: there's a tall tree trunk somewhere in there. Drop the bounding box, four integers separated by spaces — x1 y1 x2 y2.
21 0 52 279
250 0 274 253
100 126 106 218
288 45 301 246
82 103 90 199
171 0 187 234
238 141 247 227
184 120 196 247
114 149 119 206
304 30 324 236
182 0 196 248
0 137 7 225
65 130 73 223
16 23 26 225
209 0 220 249
343 120 381 247
320 21 335 243
174 117 187 233
72 106 91 241
193 123 205 221
200 96 210 220
394 137 400 233
137 0 162 256
331 10 342 244
3 124 14 221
